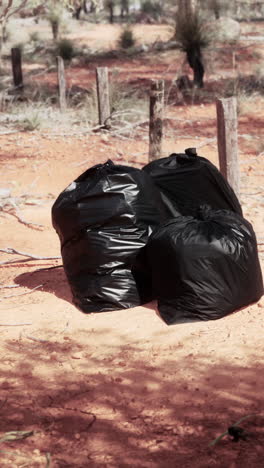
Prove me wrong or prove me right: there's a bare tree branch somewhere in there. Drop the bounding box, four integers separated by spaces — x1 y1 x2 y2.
1 1 46 23
0 0 13 22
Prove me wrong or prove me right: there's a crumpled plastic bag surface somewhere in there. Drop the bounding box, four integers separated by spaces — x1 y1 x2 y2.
143 150 242 217
52 160 168 312
134 207 263 324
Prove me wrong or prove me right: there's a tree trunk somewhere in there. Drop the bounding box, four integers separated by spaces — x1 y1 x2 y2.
120 0 129 17
0 20 7 67
83 1 89 14
51 20 59 40
107 1 114 23
178 0 197 17
186 47 204 88
90 1 96 13
11 47 23 89
73 6 82 19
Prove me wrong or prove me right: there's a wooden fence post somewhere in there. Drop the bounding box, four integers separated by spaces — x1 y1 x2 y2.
57 56 66 111
11 47 23 88
216 97 240 197
96 67 111 126
149 79 164 161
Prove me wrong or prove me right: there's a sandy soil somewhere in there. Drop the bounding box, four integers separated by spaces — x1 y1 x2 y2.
0 20 264 468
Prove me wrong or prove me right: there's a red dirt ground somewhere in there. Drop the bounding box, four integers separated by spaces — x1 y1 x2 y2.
0 21 264 468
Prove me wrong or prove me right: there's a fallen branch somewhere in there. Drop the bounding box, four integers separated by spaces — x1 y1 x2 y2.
0 430 34 443
1 205 44 230
90 123 110 133
24 334 49 343
111 119 150 137
0 247 61 265
27 65 56 78
0 323 32 326
196 137 217 149
240 191 263 196
209 413 259 447
0 284 20 289
0 130 19 135
1 284 43 300
35 265 62 272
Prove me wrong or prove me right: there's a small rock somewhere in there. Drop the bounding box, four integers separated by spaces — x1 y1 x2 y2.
140 44 149 52
205 18 241 42
0 188 11 198
75 433 81 439
115 377 123 383
50 351 57 360
101 135 109 142
71 352 83 359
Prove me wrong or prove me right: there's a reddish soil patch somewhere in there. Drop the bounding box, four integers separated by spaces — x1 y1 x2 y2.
0 21 264 468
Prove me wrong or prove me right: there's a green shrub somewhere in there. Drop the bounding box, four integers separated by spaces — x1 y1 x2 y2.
20 113 41 131
56 38 75 61
46 2 64 40
119 27 136 49
175 11 212 88
206 0 230 19
175 12 211 53
29 31 40 43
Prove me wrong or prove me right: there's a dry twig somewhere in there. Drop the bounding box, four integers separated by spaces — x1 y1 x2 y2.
0 430 34 443
209 413 259 447
1 284 43 300
0 247 60 265
1 201 44 230
0 284 20 289
24 334 49 343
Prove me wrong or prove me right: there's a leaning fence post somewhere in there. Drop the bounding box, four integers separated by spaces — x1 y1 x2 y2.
216 97 240 197
56 56 67 111
11 47 23 88
96 67 111 126
149 79 164 161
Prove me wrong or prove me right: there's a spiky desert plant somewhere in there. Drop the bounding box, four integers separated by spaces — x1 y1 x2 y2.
175 9 211 88
118 26 135 49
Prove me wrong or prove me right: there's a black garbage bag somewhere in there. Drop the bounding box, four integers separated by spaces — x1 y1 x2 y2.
52 160 168 312
143 149 242 217
134 207 263 324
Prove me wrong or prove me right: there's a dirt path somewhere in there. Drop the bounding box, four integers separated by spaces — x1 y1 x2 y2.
0 20 264 468
0 115 263 466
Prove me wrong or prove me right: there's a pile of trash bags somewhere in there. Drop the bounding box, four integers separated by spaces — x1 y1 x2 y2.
52 150 263 324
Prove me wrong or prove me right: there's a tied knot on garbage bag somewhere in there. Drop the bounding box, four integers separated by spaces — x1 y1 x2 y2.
143 150 242 218
196 204 213 221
